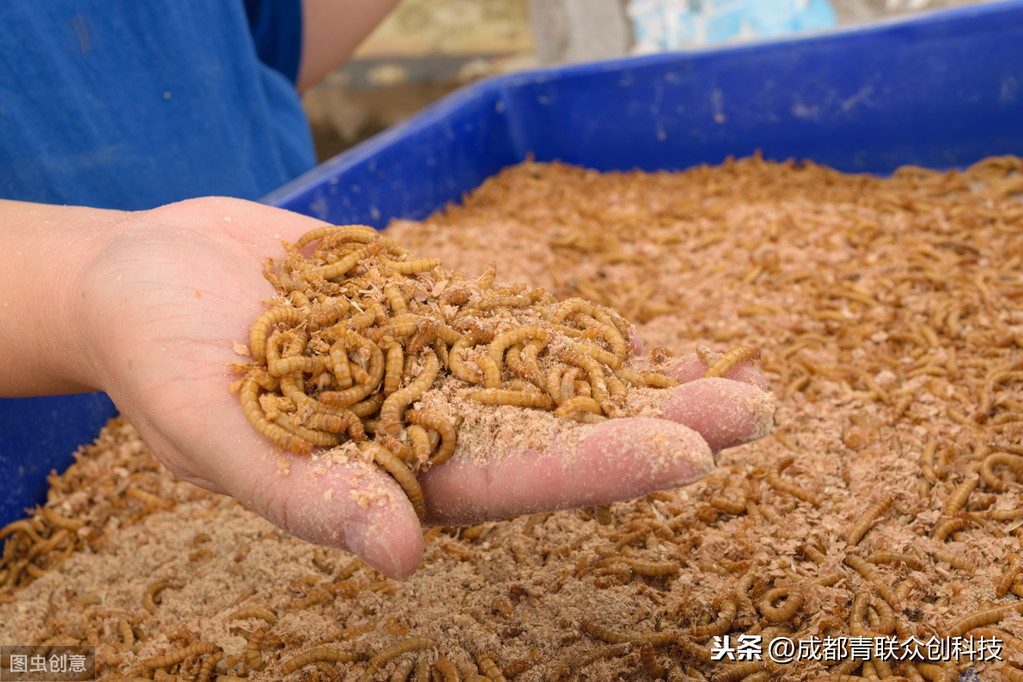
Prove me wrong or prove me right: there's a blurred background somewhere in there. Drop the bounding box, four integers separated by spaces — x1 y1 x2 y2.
304 0 994 161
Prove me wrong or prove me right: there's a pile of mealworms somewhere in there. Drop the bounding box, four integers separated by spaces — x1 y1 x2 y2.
231 223 705 517
2 154 1023 682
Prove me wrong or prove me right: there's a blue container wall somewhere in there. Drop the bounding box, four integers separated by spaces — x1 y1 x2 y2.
267 0 1023 227
3 1 1022 533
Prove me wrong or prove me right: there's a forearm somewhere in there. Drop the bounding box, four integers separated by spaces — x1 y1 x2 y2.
297 0 402 92
0 200 123 396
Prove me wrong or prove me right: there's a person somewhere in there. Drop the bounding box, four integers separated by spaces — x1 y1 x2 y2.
0 1 774 579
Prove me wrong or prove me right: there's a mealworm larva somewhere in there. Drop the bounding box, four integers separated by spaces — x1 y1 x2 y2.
944 600 1023 639
279 646 361 675
379 352 440 436
931 516 969 542
638 642 666 679
40 507 85 532
685 598 737 639
487 326 550 370
125 485 174 511
476 652 508 682
710 660 769 682
404 409 456 467
432 656 459 682
250 306 305 362
944 474 979 516
844 556 900 610
468 389 555 410
388 657 416 682
273 414 340 448
695 344 716 368
197 650 225 682
328 338 354 389
866 552 925 571
758 586 803 623
405 424 432 463
674 635 713 664
622 557 680 577
767 457 822 506
996 556 1022 597
138 642 220 669
381 339 404 395
702 345 759 379
143 579 181 614
928 548 976 575
293 224 379 250
366 637 436 673
553 395 602 420
449 335 485 385
980 452 1023 491
380 255 441 275
847 495 893 547
118 618 134 650
580 619 676 646
360 442 425 519
241 375 313 455
228 605 278 625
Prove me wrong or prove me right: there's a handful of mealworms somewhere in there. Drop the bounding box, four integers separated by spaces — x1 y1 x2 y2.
232 225 757 517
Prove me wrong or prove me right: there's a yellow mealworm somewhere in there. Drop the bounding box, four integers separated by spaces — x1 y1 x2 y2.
249 306 305 362
279 646 361 675
143 579 181 614
125 485 174 510
553 396 602 420
383 281 407 314
847 495 893 547
138 642 220 669
468 389 555 410
695 344 716 368
501 659 530 679
476 355 502 389
685 598 737 638
40 507 85 532
638 643 666 679
580 619 676 646
328 338 354 389
118 619 134 650
487 326 550 369
980 452 1023 491
558 350 612 412
378 352 440 436
758 586 803 623
404 409 456 466
767 457 822 506
710 660 770 682
365 637 436 674
361 441 425 518
622 557 680 576
381 338 404 395
929 548 977 574
702 346 759 379
943 474 979 517
293 224 378 250
944 600 1023 639
844 556 900 610
241 375 313 454
449 335 484 384
931 517 969 542
228 605 278 625
196 650 224 682
568 342 622 370
866 552 925 572
273 414 339 448
379 255 441 274
405 424 433 463
476 652 508 682
996 557 1022 597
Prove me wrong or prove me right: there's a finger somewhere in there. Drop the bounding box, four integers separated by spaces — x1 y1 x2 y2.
661 353 769 390
418 417 713 526
659 378 775 452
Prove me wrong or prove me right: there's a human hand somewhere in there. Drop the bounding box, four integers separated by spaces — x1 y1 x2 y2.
70 197 772 579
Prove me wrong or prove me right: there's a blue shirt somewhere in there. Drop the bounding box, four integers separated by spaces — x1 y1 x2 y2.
0 1 315 210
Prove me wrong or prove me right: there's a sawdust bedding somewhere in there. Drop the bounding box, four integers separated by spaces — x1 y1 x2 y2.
2 154 1023 681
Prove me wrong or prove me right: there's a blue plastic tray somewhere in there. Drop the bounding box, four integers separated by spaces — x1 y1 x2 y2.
3 0 1022 536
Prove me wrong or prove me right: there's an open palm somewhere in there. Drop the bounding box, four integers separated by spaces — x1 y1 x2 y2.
73 197 773 579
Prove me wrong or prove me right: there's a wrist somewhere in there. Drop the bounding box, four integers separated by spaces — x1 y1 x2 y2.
0 200 126 396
